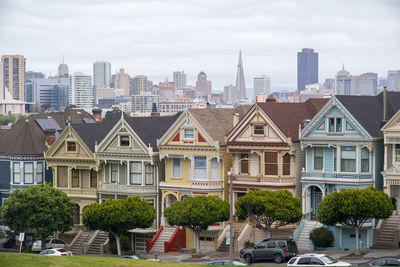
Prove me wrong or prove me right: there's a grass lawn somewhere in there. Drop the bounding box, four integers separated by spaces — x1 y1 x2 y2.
0 252 202 267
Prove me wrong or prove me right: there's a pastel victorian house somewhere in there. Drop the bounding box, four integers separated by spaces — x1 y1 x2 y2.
0 110 94 209
44 121 115 226
298 92 400 250
157 107 250 252
95 114 179 253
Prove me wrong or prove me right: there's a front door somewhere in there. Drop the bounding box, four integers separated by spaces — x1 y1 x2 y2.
392 185 400 213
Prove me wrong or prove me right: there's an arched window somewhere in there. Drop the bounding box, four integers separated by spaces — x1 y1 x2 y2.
74 204 80 225
282 153 291 176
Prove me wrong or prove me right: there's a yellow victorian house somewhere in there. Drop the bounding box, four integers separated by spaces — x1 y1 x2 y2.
157 107 250 252
44 122 115 226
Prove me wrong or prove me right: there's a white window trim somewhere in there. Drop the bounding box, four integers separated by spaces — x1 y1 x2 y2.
118 135 131 148
172 158 182 179
130 161 142 185
194 156 208 181
110 163 119 183
182 128 195 140
313 147 324 171
253 124 265 136
210 158 219 181
12 161 21 185
327 117 344 133
23 162 34 185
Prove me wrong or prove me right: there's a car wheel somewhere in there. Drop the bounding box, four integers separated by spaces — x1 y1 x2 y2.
273 254 283 264
244 254 253 263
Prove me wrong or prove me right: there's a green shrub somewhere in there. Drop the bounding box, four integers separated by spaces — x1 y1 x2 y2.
244 240 255 248
309 227 334 249
109 234 131 254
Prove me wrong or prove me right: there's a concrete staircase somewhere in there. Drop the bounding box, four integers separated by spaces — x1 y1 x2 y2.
150 226 176 253
296 220 320 251
69 231 94 255
217 221 246 252
87 231 108 254
374 214 400 248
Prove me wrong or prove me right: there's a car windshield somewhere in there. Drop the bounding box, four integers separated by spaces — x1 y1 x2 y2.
321 256 338 264
57 249 67 252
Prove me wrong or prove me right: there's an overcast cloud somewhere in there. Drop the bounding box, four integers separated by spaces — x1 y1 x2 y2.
0 0 399 93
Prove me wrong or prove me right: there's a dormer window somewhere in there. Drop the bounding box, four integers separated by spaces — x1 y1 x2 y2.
120 136 130 146
253 124 264 135
67 142 77 152
184 128 194 139
328 118 342 133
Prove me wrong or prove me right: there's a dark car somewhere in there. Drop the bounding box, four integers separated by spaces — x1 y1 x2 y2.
239 238 298 264
358 258 400 266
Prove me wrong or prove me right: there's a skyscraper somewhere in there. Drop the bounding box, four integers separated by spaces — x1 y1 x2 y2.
0 62 4 100
1 55 26 101
387 70 400 91
173 71 187 90
69 72 93 109
223 84 236 103
335 66 376 95
132 75 149 95
297 48 318 92
253 75 271 100
93 61 111 87
114 68 130 96
235 51 246 100
195 71 211 98
58 56 69 77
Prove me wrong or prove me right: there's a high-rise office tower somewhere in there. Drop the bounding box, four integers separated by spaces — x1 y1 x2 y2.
1 55 26 101
387 70 400 91
253 75 271 100
195 71 212 98
223 84 236 103
114 68 130 96
235 51 246 100
173 71 187 90
297 48 318 92
132 75 149 95
58 56 69 77
335 66 376 95
93 61 111 87
0 62 4 100
69 72 93 109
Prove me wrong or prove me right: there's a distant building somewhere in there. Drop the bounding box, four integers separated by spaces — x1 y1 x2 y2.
1 55 26 101
58 57 69 77
323 78 335 90
159 78 175 91
253 75 270 100
235 50 246 100
387 70 400 91
132 75 149 95
173 71 187 89
195 71 211 98
223 84 236 103
379 78 388 86
158 101 194 115
96 87 115 102
25 71 45 80
69 72 93 109
362 72 378 89
114 68 130 96
0 62 3 100
98 96 131 109
335 66 376 95
297 48 318 92
93 61 111 88
131 92 159 114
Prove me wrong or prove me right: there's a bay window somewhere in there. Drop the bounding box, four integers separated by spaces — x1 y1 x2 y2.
341 146 356 172
71 169 79 187
37 162 43 183
145 164 154 185
314 147 323 170
130 162 142 185
172 158 181 178
282 153 291 176
361 147 370 172
13 162 21 184
211 158 219 180
111 163 118 183
194 156 207 180
24 162 34 184
265 152 278 175
240 154 249 174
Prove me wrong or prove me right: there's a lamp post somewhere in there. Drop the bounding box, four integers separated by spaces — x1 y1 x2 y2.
228 157 248 266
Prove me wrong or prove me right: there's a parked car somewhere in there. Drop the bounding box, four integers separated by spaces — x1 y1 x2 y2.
287 254 351 266
39 248 73 256
117 254 160 261
207 259 248 265
240 238 298 264
32 237 68 252
358 258 400 266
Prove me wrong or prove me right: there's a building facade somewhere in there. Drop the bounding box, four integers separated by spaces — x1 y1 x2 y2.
173 71 187 90
93 61 111 88
114 68 130 96
297 48 318 93
253 75 271 100
69 72 93 109
1 55 26 101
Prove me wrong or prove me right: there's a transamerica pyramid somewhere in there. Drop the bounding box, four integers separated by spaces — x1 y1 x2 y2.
235 50 246 100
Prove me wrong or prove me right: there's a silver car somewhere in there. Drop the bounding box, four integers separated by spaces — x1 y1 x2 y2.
32 238 68 252
39 248 73 256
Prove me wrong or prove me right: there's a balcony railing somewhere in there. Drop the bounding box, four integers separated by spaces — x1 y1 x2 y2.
232 176 295 186
99 183 157 193
301 171 373 180
191 181 223 188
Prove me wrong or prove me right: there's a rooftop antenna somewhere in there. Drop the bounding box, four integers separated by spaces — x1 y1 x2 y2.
62 54 64 64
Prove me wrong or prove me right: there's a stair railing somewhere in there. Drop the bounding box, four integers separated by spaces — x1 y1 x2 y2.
68 230 82 250
146 225 163 252
164 226 185 252
293 219 305 242
83 230 99 254
217 223 229 249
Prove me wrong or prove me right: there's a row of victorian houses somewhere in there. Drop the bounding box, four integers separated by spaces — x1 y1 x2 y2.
1 91 400 253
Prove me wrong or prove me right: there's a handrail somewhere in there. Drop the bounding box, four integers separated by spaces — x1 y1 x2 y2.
217 224 229 248
237 218 249 237
68 230 82 249
146 225 163 252
164 226 185 252
293 219 305 241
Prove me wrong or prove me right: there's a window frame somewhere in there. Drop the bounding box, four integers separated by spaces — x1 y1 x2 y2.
282 153 291 176
240 154 249 174
313 147 324 171
110 163 118 183
361 147 370 173
130 162 142 185
183 128 194 140
172 158 181 179
57 166 68 187
328 117 343 133
341 146 356 173
253 124 265 135
71 169 80 188
66 141 77 152
119 136 130 147
90 169 97 188
24 162 34 184
264 152 278 176
145 164 154 185
13 162 21 184
194 156 207 181
395 144 400 163
37 162 43 184
210 158 219 180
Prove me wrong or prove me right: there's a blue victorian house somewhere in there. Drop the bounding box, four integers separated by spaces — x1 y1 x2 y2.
297 92 400 251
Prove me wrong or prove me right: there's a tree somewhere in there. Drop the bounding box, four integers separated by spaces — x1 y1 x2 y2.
164 196 229 255
235 189 302 238
317 187 394 254
83 196 155 255
309 227 334 249
0 185 76 251
102 107 129 123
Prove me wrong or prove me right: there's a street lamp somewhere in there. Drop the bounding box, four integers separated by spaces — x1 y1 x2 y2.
228 157 248 266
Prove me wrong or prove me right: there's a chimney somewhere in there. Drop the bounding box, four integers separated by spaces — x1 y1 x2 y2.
92 107 102 122
151 102 160 117
233 113 239 126
383 85 388 121
265 96 276 103
44 129 56 146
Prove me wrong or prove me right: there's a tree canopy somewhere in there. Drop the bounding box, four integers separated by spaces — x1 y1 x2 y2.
164 195 229 255
102 108 129 123
317 186 394 253
0 185 76 251
83 196 155 255
235 189 302 238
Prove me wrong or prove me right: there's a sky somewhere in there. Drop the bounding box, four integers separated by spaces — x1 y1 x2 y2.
0 0 399 94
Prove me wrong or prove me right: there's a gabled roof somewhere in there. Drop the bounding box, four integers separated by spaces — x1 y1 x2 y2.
336 92 400 138
257 98 328 142
0 109 93 156
125 113 182 152
71 122 117 152
188 105 252 145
